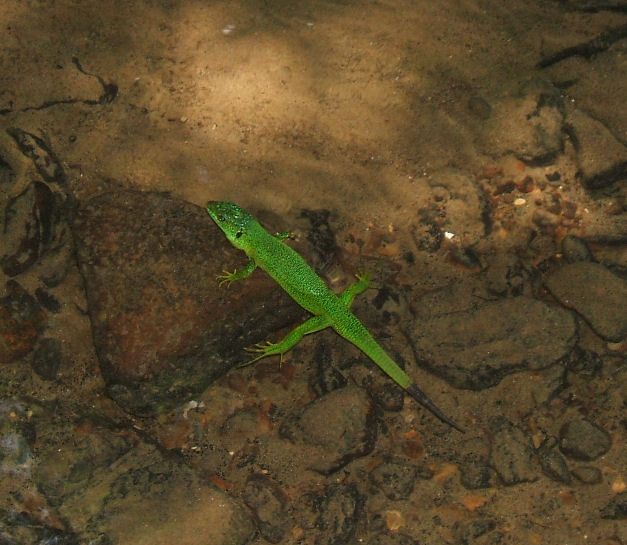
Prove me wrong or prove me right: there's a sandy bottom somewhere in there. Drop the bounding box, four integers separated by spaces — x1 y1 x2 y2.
0 1 625 544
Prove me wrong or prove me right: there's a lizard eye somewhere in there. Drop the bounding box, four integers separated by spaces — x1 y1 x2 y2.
217 214 226 222
235 231 243 238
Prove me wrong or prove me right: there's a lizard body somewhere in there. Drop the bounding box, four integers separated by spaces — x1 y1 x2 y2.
206 201 463 432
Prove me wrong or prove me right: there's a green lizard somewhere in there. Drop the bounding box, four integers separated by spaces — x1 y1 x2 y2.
206 201 464 432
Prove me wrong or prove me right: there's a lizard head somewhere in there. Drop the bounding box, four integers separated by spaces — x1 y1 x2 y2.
206 201 255 249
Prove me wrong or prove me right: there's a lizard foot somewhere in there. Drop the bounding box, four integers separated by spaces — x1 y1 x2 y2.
240 341 284 367
216 269 238 287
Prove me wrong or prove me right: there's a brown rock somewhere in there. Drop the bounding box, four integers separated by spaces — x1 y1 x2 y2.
72 191 305 415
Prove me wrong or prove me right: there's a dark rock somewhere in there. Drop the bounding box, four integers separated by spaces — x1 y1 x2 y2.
0 151 17 187
241 473 290 544
6 128 67 187
279 386 378 475
410 296 576 389
449 247 482 271
545 262 627 342
459 428 493 491
369 460 420 501
559 419 611 461
561 235 593 263
571 465 602 484
460 456 494 489
315 483 363 545
0 400 74 544
299 208 338 272
489 418 538 485
563 346 602 376
72 190 305 416
0 181 65 277
34 287 62 313
31 337 62 380
412 219 442 251
538 436 572 484
0 280 47 363
311 344 348 396
600 491 627 520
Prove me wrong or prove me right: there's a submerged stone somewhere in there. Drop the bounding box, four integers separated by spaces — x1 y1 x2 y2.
72 190 304 415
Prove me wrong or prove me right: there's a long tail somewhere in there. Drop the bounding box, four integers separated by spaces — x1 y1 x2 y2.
405 383 465 433
335 313 465 433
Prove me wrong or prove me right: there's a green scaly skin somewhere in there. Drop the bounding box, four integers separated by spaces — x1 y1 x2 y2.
206 201 464 432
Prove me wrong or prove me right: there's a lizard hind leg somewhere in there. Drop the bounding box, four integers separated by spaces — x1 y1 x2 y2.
339 272 371 308
240 314 332 367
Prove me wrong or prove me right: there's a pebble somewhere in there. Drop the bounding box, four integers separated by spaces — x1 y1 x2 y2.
489 417 538 485
315 483 363 545
571 465 603 484
480 81 565 165
538 436 572 484
279 386 378 475
559 418 612 461
31 337 62 380
561 234 593 263
369 460 421 501
545 261 627 342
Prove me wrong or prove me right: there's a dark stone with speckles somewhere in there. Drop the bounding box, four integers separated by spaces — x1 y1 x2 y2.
489 417 538 485
315 483 363 545
369 460 421 500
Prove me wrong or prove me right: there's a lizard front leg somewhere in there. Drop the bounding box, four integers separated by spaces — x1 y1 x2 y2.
216 259 257 287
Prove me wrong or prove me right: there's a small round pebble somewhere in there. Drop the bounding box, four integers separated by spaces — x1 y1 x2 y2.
559 419 611 461
561 235 592 263
571 466 603 484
